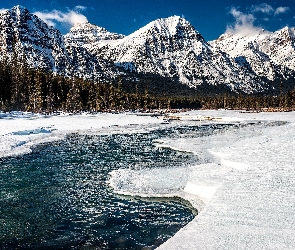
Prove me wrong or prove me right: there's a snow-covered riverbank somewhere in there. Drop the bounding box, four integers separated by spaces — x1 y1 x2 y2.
1 110 295 249
0 112 163 158
157 110 295 249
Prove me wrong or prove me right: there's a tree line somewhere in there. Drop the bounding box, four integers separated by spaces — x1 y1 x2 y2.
200 92 295 111
2 57 295 113
0 60 202 112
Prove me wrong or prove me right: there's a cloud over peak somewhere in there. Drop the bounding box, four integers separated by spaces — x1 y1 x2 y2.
0 8 8 13
34 6 88 28
226 7 260 36
227 3 291 36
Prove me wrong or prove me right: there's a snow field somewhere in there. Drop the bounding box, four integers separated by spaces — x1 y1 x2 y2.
157 110 295 249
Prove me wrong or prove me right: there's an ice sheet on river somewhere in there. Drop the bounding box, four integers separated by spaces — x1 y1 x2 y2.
0 112 163 158
108 111 295 249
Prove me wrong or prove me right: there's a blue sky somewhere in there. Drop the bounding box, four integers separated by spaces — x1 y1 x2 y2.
1 0 295 40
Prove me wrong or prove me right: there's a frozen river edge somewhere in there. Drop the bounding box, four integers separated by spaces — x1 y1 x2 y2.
1 110 295 249
157 110 295 250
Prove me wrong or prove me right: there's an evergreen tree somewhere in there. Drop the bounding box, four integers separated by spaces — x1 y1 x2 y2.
66 80 82 112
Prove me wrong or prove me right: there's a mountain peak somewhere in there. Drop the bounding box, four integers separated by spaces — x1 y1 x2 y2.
13 5 27 10
65 22 124 45
155 15 182 26
11 5 29 15
277 26 295 38
126 14 204 45
153 15 198 35
72 22 98 29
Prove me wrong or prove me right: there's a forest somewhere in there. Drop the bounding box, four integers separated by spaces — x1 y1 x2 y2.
1 59 295 113
0 60 202 112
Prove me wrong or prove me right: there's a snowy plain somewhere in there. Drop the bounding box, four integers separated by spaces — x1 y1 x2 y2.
1 110 295 249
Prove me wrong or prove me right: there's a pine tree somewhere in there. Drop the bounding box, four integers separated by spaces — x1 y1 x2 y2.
66 80 82 112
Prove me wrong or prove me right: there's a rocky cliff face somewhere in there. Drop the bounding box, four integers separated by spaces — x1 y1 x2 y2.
1 5 295 94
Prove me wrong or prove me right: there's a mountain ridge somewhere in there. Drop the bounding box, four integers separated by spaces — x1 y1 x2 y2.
1 5 295 95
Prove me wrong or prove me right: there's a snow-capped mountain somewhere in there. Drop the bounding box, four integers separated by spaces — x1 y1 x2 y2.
0 5 69 72
1 5 295 94
87 16 267 93
0 5 117 80
64 22 125 46
210 27 295 82
63 22 125 80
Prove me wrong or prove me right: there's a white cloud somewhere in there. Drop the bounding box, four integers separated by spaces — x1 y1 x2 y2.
251 3 290 16
34 6 88 28
75 6 87 11
0 8 8 13
274 7 290 16
227 4 291 36
251 3 274 14
226 7 261 36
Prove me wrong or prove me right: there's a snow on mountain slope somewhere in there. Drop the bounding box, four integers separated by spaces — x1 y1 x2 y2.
0 5 69 73
2 6 295 94
92 16 266 93
64 22 123 80
64 22 125 46
261 27 295 73
210 27 295 81
0 6 117 80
